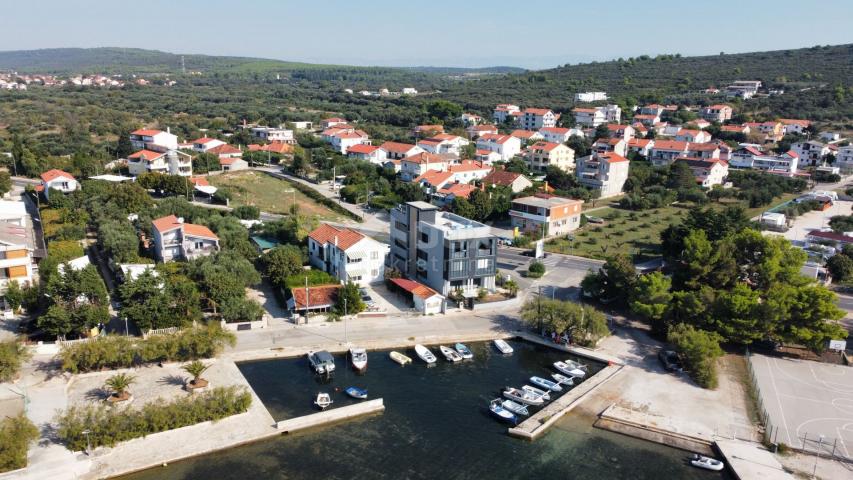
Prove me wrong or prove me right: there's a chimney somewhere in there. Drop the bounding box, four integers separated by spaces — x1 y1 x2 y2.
177 217 184 224
334 236 338 247
167 126 171 134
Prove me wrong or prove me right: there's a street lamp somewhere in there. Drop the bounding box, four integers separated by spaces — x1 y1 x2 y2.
82 429 91 456
124 317 129 337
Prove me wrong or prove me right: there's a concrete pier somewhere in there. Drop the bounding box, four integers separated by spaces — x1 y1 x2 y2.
277 399 385 434
715 440 795 480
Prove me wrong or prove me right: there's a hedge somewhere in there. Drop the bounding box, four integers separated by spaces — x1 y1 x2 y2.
56 386 252 451
273 173 362 222
0 415 39 472
59 324 236 373
0 340 30 382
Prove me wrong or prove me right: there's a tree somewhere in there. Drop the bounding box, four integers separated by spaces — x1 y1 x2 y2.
599 254 637 303
519 298 609 347
262 245 305 289
468 188 493 221
220 297 264 323
766 284 846 351
37 304 74 338
4 281 23 312
231 205 260 220
182 360 210 386
0 415 39 472
115 134 134 159
527 260 546 278
451 197 475 219
105 372 136 399
827 253 853 281
629 272 672 334
667 324 724 389
0 171 11 197
0 340 30 382
667 160 696 191
711 282 762 345
334 282 364 316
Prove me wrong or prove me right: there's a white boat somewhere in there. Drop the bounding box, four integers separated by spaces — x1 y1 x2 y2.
690 454 725 471
307 350 336 375
551 373 575 387
414 344 437 364
522 385 551 401
314 392 333 410
454 343 474 359
500 399 529 417
503 387 544 406
564 359 588 371
439 345 463 362
489 399 517 424
349 347 368 372
493 339 514 354
530 376 563 392
390 351 412 365
554 361 586 378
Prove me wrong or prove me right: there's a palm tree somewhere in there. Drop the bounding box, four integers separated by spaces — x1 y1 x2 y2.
105 373 136 400
181 360 210 388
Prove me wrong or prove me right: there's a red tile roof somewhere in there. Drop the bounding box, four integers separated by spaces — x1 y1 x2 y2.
192 137 217 144
529 141 562 152
482 170 524 187
347 144 381 155
208 144 241 155
380 141 420 155
539 127 570 135
152 215 218 240
652 140 689 151
128 149 164 161
219 158 242 166
189 177 209 187
131 129 163 136
40 169 75 182
290 284 342 309
599 152 628 163
307 224 365 251
510 129 538 139
389 278 440 299
438 183 477 199
477 133 513 145
523 108 552 116
414 170 453 187
402 152 448 165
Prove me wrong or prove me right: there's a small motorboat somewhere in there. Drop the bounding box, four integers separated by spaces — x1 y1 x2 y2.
349 347 368 372
390 351 412 365
564 359 588 372
454 343 474 359
530 376 563 392
345 386 368 400
554 361 586 378
503 387 544 406
314 392 333 410
439 345 463 362
522 385 550 401
414 344 437 364
308 350 336 375
690 454 724 471
493 339 514 354
489 399 517 424
551 373 575 387
501 399 529 417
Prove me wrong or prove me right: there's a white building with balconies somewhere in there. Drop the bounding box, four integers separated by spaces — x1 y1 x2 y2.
127 149 193 177
576 152 630 198
151 215 219 262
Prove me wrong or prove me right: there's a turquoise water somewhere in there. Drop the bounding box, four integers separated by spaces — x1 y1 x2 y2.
120 340 730 479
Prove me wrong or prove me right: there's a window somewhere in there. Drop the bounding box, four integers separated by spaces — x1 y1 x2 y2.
451 260 465 273
371 269 378 277
194 241 204 250
371 251 378 260
420 232 429 243
417 249 429 261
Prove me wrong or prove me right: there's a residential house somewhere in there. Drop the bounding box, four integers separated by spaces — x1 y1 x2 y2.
675 158 729 188
290 121 313 130
247 142 293 155
475 134 521 161
388 201 497 296
573 108 604 127
675 129 712 143
836 145 853 171
466 124 499 139
593 138 628 157
480 169 533 193
191 137 226 153
127 149 192 176
250 126 294 143
474 150 502 164
413 125 444 138
321 126 370 154
726 81 761 99
626 138 654 157
576 152 630 198
639 104 665 116
288 284 341 314
400 152 453 182
791 141 830 165
434 183 478 206
412 160 492 191
649 140 689 167
493 104 520 124
745 122 784 142
307 224 389 287
729 146 799 174
720 124 750 135
687 118 712 130
700 104 733 123
380 141 425 160
510 129 544 145
347 144 387 164
219 157 249 171
805 230 853 250
607 124 635 141
575 91 607 102
416 134 469 156
388 278 444 314
320 117 348 129
130 128 178 151
539 127 579 144
460 113 483 126
519 108 557 131
151 215 219 262
524 142 575 173
632 114 661 127
0 201 36 292
685 142 721 159
510 195 583 237
39 169 78 200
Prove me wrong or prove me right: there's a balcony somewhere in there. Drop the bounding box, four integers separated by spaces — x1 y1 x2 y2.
450 250 468 259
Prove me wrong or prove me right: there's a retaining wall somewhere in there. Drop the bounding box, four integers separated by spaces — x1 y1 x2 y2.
277 399 385 434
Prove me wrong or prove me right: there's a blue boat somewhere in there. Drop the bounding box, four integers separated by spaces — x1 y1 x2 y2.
454 343 474 359
345 386 368 399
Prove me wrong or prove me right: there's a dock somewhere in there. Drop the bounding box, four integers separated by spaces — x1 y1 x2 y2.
277 399 385 434
715 440 795 480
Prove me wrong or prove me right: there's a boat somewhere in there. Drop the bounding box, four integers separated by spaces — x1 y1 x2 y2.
307 350 336 375
454 343 474 359
489 399 517 424
493 339 514 354
551 373 575 387
522 385 551 401
553 361 586 378
345 386 368 399
500 399 529 417
690 454 725 471
349 347 368 372
530 376 563 392
502 387 544 406
414 344 437 364
390 351 412 365
314 392 333 410
439 345 463 362
564 359 588 372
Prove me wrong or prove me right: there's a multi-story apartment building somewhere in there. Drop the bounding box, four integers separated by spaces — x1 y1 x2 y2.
524 141 575 173
519 108 557 130
837 145 853 172
130 128 178 151
475 134 521 161
0 200 36 292
576 152 630 198
790 141 831 166
127 149 193 176
151 215 219 262
574 91 607 102
250 126 295 143
573 104 621 127
729 146 799 174
509 195 583 237
307 224 389 287
389 201 497 296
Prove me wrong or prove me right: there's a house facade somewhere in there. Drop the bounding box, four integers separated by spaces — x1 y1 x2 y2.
400 152 454 182
790 141 830 166
729 146 799 174
379 142 425 160
130 129 178 151
480 169 533 193
191 137 226 153
127 149 193 176
519 108 557 130
151 215 219 262
347 144 387 164
307 224 389 287
493 104 520 124
525 142 574 173
510 195 583 237
475 134 521 161
40 169 78 199
700 105 733 123
675 158 729 188
576 152 630 198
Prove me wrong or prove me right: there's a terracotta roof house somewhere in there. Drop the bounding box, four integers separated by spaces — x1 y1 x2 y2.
288 284 342 313
307 224 389 286
151 215 219 262
39 169 78 199
481 169 533 193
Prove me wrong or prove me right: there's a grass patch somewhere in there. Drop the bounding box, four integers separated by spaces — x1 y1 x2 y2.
207 171 342 220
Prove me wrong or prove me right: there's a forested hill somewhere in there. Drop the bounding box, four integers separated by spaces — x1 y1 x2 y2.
441 44 853 111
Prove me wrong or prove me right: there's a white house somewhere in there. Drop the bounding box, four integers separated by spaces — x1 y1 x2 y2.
779 119 811 135
519 108 557 131
328 129 370 154
836 145 853 171
127 149 193 176
219 157 249 172
607 124 635 141
321 117 348 129
151 215 219 262
524 142 575 173
576 152 630 198
729 146 799 174
400 152 453 182
307 224 389 287
191 137 226 153
575 91 607 102
347 144 387 165
493 104 520 124
573 104 620 127
39 169 78 200
417 134 469 156
481 169 533 193
674 129 712 143
475 134 521 161
466 124 499 139
700 104 733 123
379 142 424 160
538 127 575 144
402 87 418 95
675 158 729 188
130 128 178 151
649 140 690 167
250 126 294 143
790 141 830 166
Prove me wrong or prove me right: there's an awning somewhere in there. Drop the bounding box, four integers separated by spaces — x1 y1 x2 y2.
195 185 218 195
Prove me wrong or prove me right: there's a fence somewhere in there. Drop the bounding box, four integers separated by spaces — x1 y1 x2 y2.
142 327 180 339
745 349 852 463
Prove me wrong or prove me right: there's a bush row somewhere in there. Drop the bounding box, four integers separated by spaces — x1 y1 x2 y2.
279 175 363 222
56 386 252 451
59 325 236 373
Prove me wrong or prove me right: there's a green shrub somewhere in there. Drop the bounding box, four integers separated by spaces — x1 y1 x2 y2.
55 386 251 451
59 324 236 373
0 415 39 472
527 261 546 278
47 240 85 263
0 341 30 382
667 324 724 389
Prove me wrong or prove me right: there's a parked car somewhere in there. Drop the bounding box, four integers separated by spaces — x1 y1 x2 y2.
586 216 605 224
658 349 682 372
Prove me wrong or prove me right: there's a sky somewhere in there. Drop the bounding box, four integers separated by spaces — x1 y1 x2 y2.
1 0 852 69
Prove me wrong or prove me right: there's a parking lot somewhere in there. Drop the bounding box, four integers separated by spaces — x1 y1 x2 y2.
770 199 852 242
750 353 853 459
